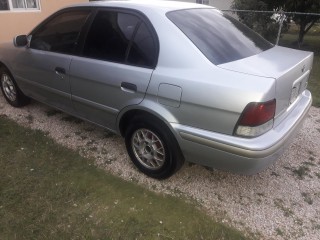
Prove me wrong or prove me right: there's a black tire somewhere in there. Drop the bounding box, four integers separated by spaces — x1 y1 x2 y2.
125 115 184 179
0 66 30 107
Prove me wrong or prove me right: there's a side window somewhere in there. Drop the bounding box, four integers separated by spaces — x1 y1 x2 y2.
83 11 140 63
30 10 90 54
127 22 157 68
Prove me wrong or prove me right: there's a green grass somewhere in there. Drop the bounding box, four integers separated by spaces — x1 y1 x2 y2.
279 33 320 107
0 116 249 240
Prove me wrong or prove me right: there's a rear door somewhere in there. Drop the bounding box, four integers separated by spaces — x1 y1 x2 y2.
14 9 91 112
69 9 158 130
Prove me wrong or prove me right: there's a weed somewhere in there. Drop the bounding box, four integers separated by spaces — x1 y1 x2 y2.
295 218 303 226
89 146 98 152
308 150 315 156
216 193 223 202
302 161 316 166
313 224 320 230
86 140 96 146
275 228 284 236
61 116 83 124
103 130 116 138
292 166 310 179
274 199 294 217
301 192 313 205
84 127 95 132
104 158 116 165
26 114 33 123
309 156 315 161
45 109 61 117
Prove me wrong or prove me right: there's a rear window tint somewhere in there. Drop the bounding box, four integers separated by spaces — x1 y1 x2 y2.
167 9 273 65
83 10 157 68
83 11 140 63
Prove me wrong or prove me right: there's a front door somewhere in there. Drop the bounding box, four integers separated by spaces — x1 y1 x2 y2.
14 9 91 112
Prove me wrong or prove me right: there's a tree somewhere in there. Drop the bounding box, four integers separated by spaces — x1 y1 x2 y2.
232 0 320 46
231 0 285 42
284 0 320 46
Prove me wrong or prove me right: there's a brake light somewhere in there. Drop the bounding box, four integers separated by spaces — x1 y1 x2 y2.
234 99 276 137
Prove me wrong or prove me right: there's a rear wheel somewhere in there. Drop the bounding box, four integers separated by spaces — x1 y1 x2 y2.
125 115 184 179
0 67 30 107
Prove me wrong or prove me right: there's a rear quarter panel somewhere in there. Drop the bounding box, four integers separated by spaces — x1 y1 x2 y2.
147 65 276 135
139 8 277 135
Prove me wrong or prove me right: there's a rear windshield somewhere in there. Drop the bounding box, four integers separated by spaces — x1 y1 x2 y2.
167 9 273 65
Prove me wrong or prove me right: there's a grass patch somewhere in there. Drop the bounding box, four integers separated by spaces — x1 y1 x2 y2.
0 116 249 240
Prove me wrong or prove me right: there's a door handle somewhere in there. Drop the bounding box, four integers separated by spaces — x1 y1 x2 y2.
121 82 137 93
55 67 66 77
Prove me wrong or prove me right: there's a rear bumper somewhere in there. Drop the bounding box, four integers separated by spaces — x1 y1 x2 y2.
171 90 312 174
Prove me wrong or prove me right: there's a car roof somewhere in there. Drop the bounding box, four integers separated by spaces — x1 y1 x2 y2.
71 0 215 13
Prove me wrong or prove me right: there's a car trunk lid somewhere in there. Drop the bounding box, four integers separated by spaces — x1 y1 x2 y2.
218 46 314 117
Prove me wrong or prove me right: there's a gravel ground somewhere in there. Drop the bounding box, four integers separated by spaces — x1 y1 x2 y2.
1 93 320 240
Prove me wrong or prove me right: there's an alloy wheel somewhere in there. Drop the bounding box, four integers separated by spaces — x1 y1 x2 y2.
131 128 166 170
1 73 17 102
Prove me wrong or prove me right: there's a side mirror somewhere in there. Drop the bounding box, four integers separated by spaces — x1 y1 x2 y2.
14 35 28 47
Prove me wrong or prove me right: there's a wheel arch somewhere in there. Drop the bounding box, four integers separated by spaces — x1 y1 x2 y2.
117 101 179 137
0 61 9 71
0 61 15 79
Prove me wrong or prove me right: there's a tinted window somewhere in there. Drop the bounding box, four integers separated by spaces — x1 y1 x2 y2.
30 11 90 54
167 9 273 65
83 11 157 68
83 11 140 63
127 22 157 67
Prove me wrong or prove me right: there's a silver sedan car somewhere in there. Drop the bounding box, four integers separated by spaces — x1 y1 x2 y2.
0 1 313 179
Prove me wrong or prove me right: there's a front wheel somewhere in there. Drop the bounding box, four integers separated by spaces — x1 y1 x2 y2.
0 67 30 107
125 115 184 179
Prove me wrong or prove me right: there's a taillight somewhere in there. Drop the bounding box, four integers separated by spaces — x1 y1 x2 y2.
234 99 276 137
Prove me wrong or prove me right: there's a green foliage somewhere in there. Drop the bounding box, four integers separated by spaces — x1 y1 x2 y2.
232 0 320 45
284 0 320 14
284 0 320 45
231 0 283 42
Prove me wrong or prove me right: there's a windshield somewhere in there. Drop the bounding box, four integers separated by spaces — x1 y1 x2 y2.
167 9 273 65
